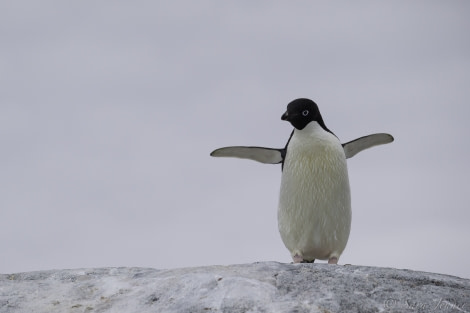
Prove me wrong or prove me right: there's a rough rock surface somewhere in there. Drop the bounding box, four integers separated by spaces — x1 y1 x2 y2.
1 262 469 313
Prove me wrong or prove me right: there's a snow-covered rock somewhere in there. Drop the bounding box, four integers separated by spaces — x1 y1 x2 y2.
1 262 469 313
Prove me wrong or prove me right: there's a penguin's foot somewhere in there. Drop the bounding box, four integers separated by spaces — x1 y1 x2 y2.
328 257 338 264
292 254 304 263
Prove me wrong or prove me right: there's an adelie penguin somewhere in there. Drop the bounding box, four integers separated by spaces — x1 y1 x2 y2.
210 98 394 264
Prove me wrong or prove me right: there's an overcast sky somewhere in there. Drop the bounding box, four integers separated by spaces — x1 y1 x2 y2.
1 2 469 279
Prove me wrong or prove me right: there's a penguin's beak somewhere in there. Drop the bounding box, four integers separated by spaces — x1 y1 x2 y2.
281 111 289 121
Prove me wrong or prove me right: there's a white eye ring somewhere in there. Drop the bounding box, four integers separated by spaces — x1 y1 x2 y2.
302 110 309 116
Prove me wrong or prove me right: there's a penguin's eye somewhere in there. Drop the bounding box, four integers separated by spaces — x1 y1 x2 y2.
302 110 309 116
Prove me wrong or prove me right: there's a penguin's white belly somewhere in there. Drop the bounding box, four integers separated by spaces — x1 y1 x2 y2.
278 123 351 261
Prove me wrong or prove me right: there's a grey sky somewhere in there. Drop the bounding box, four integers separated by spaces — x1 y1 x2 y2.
1 2 469 279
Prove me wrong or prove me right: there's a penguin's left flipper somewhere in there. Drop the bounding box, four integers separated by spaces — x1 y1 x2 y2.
342 133 394 159
210 146 284 164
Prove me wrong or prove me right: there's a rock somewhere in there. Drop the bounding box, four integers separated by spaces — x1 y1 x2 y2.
0 262 469 313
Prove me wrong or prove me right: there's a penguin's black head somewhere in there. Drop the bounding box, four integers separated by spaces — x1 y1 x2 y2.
281 98 324 130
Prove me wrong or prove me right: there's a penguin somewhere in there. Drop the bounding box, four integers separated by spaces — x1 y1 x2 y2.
210 98 393 264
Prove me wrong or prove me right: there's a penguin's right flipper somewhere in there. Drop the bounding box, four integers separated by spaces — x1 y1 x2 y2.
210 146 285 164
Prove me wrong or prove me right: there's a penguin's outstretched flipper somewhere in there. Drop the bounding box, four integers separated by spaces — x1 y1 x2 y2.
210 133 393 163
210 146 285 164
342 133 394 159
